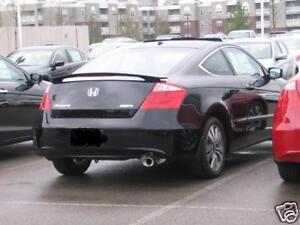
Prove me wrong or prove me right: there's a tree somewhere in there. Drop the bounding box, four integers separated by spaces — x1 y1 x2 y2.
119 15 140 40
151 15 171 38
227 2 251 32
88 17 103 43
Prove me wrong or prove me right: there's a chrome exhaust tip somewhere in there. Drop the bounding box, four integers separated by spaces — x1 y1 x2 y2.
142 154 155 167
141 154 166 167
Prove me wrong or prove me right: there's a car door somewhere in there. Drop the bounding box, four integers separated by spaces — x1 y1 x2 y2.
222 47 281 147
199 49 250 135
66 48 87 73
50 48 73 78
0 58 44 144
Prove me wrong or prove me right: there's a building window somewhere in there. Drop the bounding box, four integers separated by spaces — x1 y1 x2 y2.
91 6 97 17
81 9 86 17
215 4 223 14
100 8 108 15
62 9 68 18
168 9 180 15
242 2 250 14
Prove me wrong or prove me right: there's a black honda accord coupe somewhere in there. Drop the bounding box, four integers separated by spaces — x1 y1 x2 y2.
34 40 285 178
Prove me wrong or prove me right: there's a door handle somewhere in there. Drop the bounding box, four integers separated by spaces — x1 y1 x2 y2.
0 88 8 93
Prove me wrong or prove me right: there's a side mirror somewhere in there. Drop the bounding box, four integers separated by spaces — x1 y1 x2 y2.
30 73 42 84
275 54 287 61
51 61 65 70
268 67 283 79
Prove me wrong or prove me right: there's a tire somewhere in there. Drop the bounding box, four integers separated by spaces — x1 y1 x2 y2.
277 163 300 182
52 158 91 176
188 117 227 178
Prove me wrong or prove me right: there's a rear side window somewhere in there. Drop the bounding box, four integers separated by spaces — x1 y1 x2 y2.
202 50 233 75
68 49 85 63
53 49 70 64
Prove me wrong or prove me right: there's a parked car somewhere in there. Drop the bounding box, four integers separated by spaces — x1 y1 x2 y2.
0 55 47 146
155 34 182 40
8 45 87 80
34 40 284 178
203 32 227 39
228 30 256 39
273 77 300 182
276 36 300 74
89 42 134 59
89 37 137 59
102 37 137 44
230 38 298 79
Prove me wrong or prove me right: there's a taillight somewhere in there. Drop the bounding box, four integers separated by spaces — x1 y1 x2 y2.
39 85 52 111
296 55 300 62
140 82 187 109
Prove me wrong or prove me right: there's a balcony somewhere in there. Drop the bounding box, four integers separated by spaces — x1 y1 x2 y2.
256 21 270 28
170 26 180 34
22 15 43 24
286 19 300 27
141 16 156 22
101 27 109 35
168 15 180 22
286 6 300 14
100 15 109 21
142 27 154 34
255 9 269 16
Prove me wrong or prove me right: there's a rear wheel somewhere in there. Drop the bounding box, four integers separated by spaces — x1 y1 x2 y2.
188 117 227 178
277 163 300 182
52 158 91 176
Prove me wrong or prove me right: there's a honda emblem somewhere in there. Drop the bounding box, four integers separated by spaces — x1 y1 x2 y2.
87 88 99 97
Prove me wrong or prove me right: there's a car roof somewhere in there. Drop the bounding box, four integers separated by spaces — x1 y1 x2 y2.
228 38 272 43
18 45 70 51
124 40 225 50
229 30 254 33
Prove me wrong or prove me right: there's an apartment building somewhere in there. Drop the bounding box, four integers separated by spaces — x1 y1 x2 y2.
2 0 300 41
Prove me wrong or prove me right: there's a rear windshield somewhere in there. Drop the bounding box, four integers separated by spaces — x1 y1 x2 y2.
9 50 53 67
75 47 197 77
228 32 250 39
234 42 272 59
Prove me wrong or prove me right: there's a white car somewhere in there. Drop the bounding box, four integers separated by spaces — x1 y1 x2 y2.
276 36 300 75
230 38 298 80
228 30 256 39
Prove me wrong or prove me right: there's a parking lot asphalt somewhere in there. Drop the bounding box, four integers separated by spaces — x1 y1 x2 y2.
0 141 299 225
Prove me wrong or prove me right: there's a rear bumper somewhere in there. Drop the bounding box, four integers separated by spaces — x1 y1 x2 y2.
34 128 180 160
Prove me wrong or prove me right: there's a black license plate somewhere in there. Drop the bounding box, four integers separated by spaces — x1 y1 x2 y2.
70 129 103 147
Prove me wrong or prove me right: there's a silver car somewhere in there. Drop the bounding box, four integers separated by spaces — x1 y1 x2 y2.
229 38 297 80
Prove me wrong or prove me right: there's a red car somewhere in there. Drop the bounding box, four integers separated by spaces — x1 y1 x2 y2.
273 76 300 182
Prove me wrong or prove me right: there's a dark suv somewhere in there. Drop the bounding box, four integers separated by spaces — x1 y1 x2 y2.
8 45 87 80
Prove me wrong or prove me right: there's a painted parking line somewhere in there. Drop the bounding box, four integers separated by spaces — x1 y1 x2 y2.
0 200 273 213
0 159 43 175
129 158 272 225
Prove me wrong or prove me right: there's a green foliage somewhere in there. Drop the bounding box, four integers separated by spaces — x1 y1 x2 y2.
227 2 251 32
119 16 140 40
152 16 171 38
88 17 104 44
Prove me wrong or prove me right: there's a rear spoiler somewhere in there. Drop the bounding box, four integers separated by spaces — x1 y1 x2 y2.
144 37 223 42
51 73 167 84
